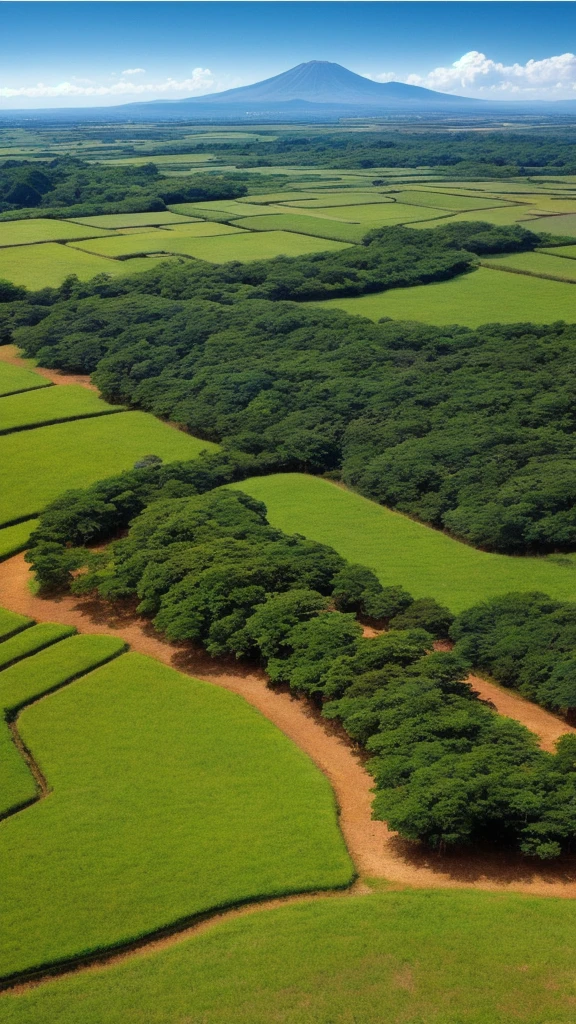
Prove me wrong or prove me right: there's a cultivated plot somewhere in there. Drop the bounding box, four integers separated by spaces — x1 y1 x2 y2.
318 265 576 327
0 411 217 527
232 474 576 612
69 212 200 229
284 192 395 208
233 213 365 243
482 250 576 281
390 190 511 211
68 223 244 258
152 230 350 263
0 244 170 291
0 385 123 435
312 202 446 227
0 652 352 979
0 361 50 398
0 220 112 248
0 522 38 562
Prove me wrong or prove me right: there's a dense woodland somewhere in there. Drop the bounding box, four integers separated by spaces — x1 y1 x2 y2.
25 480 576 859
6 221 575 555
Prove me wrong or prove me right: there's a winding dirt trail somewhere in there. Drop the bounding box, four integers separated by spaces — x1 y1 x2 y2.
2 551 576 898
0 345 98 391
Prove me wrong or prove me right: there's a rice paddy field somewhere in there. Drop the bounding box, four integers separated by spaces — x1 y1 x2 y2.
482 250 576 281
69 211 200 229
0 362 50 398
0 651 352 979
141 229 350 263
232 474 576 612
0 411 217 527
0 622 75 671
524 212 576 235
3 889 576 1024
318 265 576 326
0 385 123 434
0 243 166 291
68 222 243 257
0 522 38 562
227 213 366 242
0 219 112 247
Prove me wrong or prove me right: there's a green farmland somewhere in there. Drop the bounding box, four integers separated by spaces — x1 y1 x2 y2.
141 229 350 263
284 191 395 208
0 411 217 527
69 211 200 229
0 219 111 247
0 652 352 979
0 608 31 642
312 201 445 227
233 213 365 242
390 189 511 211
0 521 38 562
0 622 75 671
232 475 576 612
318 265 576 326
0 243 166 291
524 212 576 235
0 361 50 398
482 250 576 281
4 890 576 1024
0 385 123 434
68 222 242 258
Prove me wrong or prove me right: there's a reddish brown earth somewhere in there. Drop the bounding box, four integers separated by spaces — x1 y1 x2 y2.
0 345 98 391
2 551 576 898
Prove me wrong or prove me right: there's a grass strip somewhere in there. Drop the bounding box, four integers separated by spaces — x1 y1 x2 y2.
0 623 76 672
0 361 50 399
0 651 352 979
0 609 32 643
0 521 37 562
0 386 124 435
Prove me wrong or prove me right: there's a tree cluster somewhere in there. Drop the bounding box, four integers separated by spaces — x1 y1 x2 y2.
452 592 576 719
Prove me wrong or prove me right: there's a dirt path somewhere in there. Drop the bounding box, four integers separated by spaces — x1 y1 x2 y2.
0 345 98 392
2 552 576 898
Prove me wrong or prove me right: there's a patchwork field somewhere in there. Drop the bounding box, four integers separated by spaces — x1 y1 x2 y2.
232 213 365 242
311 201 446 227
0 219 112 247
523 212 576 235
482 250 576 281
0 621 75 671
0 362 50 398
69 212 200 229
68 222 243 257
318 265 576 326
0 411 217 527
283 192 395 208
232 474 576 612
0 651 352 979
0 385 123 434
143 229 350 263
390 189 511 211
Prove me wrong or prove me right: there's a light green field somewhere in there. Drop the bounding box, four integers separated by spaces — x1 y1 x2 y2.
0 411 217 527
410 206 540 228
314 202 446 227
541 244 576 260
158 230 350 264
69 212 199 229
392 190 510 211
482 250 576 282
0 361 50 398
98 153 216 166
0 609 31 643
0 652 352 979
231 475 576 612
4 890 576 1024
0 633 124 820
0 244 169 291
523 213 576 236
318 265 576 327
236 191 322 203
233 213 365 243
68 223 243 258
0 385 123 434
0 521 37 562
0 623 75 672
0 220 111 248
284 192 394 209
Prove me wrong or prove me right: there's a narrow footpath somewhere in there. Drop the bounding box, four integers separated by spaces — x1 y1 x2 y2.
1 551 576 898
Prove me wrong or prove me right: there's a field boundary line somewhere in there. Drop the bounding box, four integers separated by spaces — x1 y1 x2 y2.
0 384 54 400
481 260 576 285
0 407 126 437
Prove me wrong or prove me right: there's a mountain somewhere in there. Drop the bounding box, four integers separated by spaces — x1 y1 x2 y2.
177 61 478 108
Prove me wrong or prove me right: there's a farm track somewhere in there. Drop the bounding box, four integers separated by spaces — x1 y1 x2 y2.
2 551 576 904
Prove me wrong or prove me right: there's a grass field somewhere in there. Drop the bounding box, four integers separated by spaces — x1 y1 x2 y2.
0 652 352 979
231 475 576 612
0 220 111 248
3 889 576 1024
482 250 576 281
0 244 170 291
150 230 350 264
232 213 366 243
69 212 200 229
0 623 75 671
541 244 576 259
0 633 124 820
0 522 38 562
318 265 576 326
0 609 31 643
312 202 446 228
392 189 511 211
284 192 395 208
411 206 542 227
523 212 576 235
0 385 123 434
0 362 50 398
0 411 217 527
68 223 243 258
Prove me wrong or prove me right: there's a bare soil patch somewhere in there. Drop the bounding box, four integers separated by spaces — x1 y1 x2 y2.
0 345 98 392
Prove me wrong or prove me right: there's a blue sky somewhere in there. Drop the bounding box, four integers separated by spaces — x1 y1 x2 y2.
2 2 576 107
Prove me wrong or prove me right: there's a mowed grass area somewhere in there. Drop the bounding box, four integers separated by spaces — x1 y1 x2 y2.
0 219 111 247
69 212 199 229
392 189 511 211
0 634 124 820
0 609 31 642
0 244 168 291
0 521 38 562
0 411 217 527
318 266 576 327
541 244 576 259
0 361 50 398
233 213 366 243
482 250 576 281
154 230 350 264
4 890 576 1024
0 623 75 671
232 475 576 612
68 223 244 258
0 652 352 979
524 212 576 235
0 385 123 434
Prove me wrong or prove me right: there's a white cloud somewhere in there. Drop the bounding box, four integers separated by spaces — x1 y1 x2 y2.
401 51 576 97
121 68 146 76
0 68 216 100
369 71 396 84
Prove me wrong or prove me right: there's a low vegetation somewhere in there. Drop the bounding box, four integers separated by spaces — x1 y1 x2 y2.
0 622 75 670
0 360 50 398
0 651 352 979
0 384 122 434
